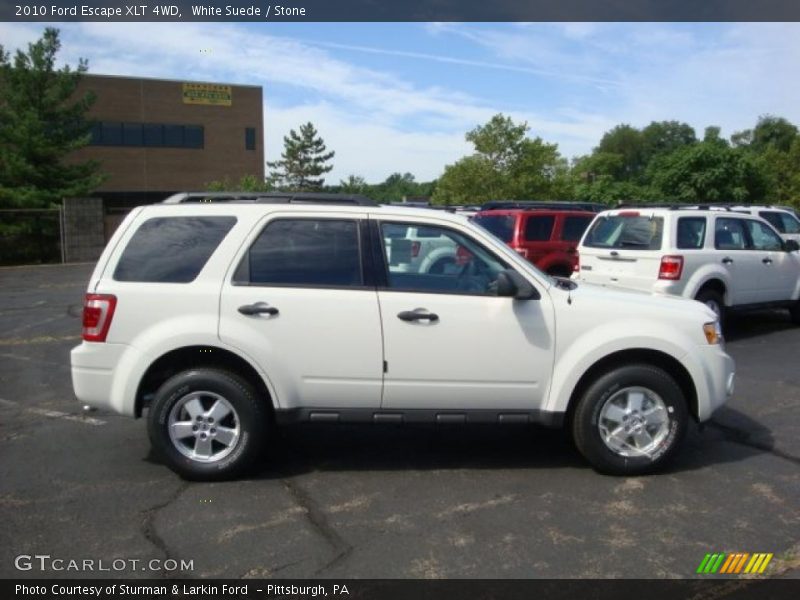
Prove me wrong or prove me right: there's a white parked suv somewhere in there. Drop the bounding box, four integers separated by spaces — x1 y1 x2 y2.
729 205 800 244
71 193 735 480
574 206 800 323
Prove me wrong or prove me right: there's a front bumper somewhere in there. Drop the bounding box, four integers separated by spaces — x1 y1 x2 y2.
684 343 736 421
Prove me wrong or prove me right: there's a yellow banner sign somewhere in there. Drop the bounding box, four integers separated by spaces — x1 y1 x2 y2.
182 83 232 106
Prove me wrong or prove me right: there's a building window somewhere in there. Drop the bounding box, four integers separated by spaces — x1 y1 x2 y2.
89 121 204 149
245 127 256 151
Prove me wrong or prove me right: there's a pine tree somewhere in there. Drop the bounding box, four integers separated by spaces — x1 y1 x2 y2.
267 122 335 191
0 28 103 208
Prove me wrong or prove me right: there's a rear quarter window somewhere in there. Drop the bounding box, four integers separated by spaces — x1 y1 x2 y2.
113 216 236 283
583 215 664 250
523 215 555 241
561 216 593 242
472 214 516 242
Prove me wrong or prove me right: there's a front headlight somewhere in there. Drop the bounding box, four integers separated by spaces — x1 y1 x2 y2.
703 321 723 345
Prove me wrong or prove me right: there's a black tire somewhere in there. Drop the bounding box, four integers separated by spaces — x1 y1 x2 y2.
147 368 269 481
695 288 726 324
572 364 688 476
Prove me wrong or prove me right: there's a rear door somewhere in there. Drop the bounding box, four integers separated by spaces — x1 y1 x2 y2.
577 211 665 291
520 213 556 266
219 213 383 409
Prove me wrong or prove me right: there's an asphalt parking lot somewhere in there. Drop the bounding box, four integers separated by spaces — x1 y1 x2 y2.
0 263 798 579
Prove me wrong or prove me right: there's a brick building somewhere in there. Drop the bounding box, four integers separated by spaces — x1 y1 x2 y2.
69 74 264 207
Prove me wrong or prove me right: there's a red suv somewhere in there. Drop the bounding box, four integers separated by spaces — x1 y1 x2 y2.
473 206 596 277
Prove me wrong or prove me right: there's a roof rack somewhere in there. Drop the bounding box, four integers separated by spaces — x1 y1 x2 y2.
162 191 378 206
614 203 735 211
480 200 606 213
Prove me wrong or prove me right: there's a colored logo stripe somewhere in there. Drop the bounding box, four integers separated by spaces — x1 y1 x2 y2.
697 552 773 575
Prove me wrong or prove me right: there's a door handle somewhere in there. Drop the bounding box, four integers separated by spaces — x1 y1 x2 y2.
721 257 734 265
397 309 439 322
238 302 279 316
762 257 773 265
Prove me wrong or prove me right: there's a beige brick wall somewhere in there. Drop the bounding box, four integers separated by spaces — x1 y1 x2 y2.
68 74 264 193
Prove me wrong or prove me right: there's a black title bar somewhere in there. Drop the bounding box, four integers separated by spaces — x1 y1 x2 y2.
3 0 800 22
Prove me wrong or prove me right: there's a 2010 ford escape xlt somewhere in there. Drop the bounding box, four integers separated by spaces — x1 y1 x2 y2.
71 193 735 480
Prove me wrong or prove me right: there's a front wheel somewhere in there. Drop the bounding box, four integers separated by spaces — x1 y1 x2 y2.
571 364 688 475
147 368 269 480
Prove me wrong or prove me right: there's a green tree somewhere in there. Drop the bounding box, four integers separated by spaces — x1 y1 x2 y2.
432 114 566 205
206 173 271 192
648 136 768 203
267 122 334 191
0 28 102 208
338 174 368 194
732 115 798 153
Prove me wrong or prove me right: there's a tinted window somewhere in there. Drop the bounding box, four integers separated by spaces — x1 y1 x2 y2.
123 123 143 146
472 214 516 242
143 124 163 147
524 216 555 241
714 218 748 250
584 215 664 250
380 222 508 295
676 217 707 249
114 217 236 283
164 125 184 147
562 216 593 242
760 211 800 234
101 122 122 145
240 219 362 287
746 220 783 251
184 125 204 149
245 127 256 151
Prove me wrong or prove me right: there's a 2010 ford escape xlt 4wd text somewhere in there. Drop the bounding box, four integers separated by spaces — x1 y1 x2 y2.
71 193 736 480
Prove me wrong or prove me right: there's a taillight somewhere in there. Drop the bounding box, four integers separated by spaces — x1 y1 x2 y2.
411 241 421 258
658 255 684 280
82 294 117 342
513 247 529 259
573 255 580 272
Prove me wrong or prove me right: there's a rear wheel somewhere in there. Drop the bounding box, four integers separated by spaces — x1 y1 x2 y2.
147 368 269 480
572 364 688 475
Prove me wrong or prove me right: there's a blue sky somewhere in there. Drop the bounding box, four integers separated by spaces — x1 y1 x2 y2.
2 22 800 183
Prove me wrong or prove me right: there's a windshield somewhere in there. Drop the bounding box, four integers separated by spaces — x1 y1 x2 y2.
583 215 664 250
472 214 516 242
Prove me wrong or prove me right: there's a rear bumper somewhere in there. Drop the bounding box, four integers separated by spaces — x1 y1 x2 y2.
71 341 138 415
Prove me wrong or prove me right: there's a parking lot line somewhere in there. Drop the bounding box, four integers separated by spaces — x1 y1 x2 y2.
0 398 106 426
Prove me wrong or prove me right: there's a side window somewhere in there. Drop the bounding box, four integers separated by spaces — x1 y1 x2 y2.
524 216 555 241
745 220 784 251
380 222 507 295
236 219 362 287
114 217 236 283
676 217 706 249
561 216 592 242
759 211 785 233
714 218 748 250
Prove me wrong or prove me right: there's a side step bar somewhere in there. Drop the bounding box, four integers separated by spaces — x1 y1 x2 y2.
275 408 565 428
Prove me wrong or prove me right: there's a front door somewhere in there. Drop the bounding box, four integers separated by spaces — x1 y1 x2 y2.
373 219 555 410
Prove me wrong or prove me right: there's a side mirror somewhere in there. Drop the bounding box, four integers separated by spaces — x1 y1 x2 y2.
495 270 540 300
785 239 799 252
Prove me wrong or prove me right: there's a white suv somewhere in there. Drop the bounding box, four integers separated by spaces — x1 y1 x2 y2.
71 193 735 480
730 205 800 244
574 206 800 323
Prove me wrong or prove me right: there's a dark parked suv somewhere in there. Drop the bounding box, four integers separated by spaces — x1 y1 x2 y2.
473 205 596 277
